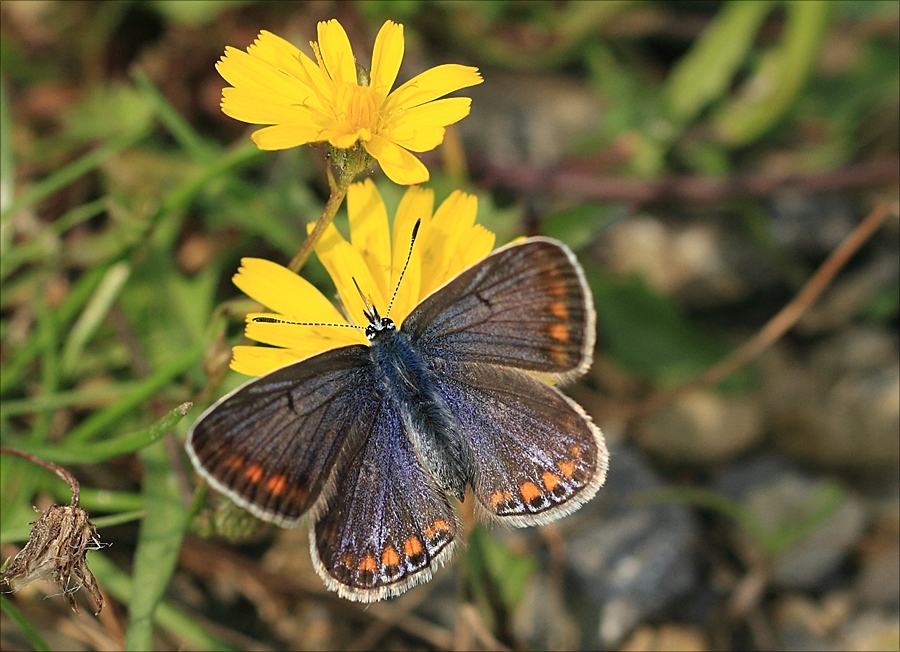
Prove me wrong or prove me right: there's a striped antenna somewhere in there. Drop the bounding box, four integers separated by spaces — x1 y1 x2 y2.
386 219 421 318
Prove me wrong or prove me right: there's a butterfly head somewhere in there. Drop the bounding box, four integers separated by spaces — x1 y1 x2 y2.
363 305 396 342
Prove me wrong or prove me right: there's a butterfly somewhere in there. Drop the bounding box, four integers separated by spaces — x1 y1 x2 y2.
186 236 608 602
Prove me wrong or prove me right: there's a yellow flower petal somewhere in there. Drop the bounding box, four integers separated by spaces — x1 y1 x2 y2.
364 134 429 185
388 186 432 322
232 258 346 323
371 21 403 104
221 88 316 125
216 48 313 104
230 345 304 376
328 128 363 149
246 31 313 83
317 20 357 86
385 97 472 152
421 191 479 294
347 180 392 301
250 124 323 150
384 64 483 113
246 31 333 112
460 224 496 269
313 224 385 326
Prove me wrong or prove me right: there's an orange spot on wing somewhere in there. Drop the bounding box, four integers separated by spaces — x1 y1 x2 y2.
404 536 424 557
520 481 542 503
244 464 264 483
358 554 377 572
549 345 570 365
549 280 566 297
265 474 287 496
569 445 583 458
558 460 576 479
381 545 400 568
549 323 569 343
286 484 308 505
542 471 561 492
490 490 512 508
224 455 244 471
549 301 568 319
425 519 452 539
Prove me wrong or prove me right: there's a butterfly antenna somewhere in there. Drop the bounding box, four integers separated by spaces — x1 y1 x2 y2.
386 219 421 318
352 277 378 323
249 279 374 332
250 316 362 330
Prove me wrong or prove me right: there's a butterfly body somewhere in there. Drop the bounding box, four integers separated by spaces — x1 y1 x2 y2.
367 316 472 502
187 238 608 602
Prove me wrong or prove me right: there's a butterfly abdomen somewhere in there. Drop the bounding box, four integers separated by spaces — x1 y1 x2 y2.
370 328 470 500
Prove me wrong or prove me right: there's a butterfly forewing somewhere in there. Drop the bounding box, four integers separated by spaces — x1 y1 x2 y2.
311 394 458 602
186 345 375 527
402 239 596 379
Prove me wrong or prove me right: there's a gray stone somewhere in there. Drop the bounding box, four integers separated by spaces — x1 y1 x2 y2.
633 388 764 464
594 215 766 307
761 328 900 469
716 457 868 590
838 610 900 651
459 72 604 169
565 444 699 648
770 191 858 256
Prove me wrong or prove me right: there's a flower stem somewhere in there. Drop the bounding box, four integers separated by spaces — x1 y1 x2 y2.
288 146 369 273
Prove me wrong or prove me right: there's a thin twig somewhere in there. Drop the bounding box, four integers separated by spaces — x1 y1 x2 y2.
288 156 360 274
459 603 511 652
633 202 894 418
345 579 440 651
0 447 80 507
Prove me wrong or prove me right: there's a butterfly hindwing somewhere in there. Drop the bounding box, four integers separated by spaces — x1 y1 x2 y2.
403 239 595 380
311 393 458 602
432 360 607 526
186 345 375 527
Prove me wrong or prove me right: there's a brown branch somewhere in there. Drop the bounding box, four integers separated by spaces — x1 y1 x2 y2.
0 446 80 506
474 157 900 205
634 202 894 418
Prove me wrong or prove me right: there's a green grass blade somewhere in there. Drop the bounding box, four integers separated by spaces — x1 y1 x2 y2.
634 486 772 553
132 68 219 164
664 0 775 124
75 488 143 513
714 0 832 145
0 197 108 281
15 402 192 464
87 553 235 650
0 380 141 417
0 73 14 254
61 261 132 376
0 264 111 396
65 345 203 443
0 594 52 652
0 125 150 222
125 441 189 651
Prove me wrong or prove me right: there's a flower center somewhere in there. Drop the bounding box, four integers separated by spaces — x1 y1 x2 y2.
336 82 379 137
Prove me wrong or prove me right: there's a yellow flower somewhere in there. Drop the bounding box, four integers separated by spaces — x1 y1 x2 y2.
231 180 495 376
216 20 483 185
